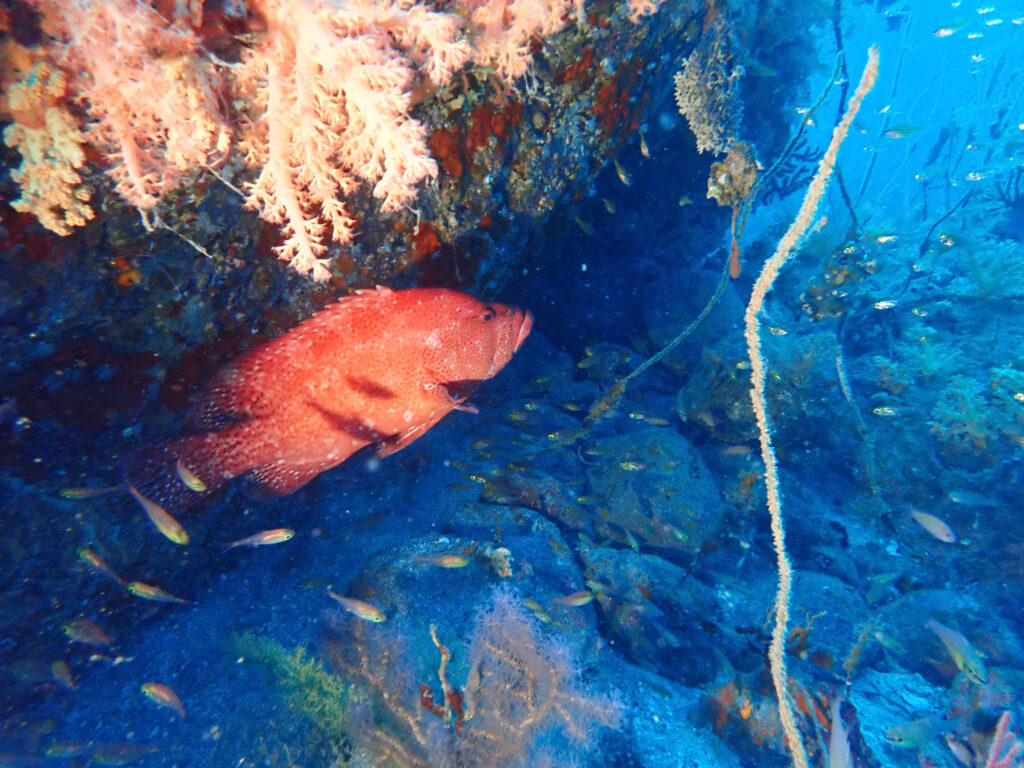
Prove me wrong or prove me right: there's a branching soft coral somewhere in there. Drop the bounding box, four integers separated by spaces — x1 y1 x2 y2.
673 16 744 154
12 0 665 280
459 587 624 762
930 374 995 451
236 0 472 280
466 0 572 80
324 587 622 767
28 0 228 210
3 61 94 236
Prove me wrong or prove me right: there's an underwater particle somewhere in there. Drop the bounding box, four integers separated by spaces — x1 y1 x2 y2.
128 485 190 545
126 581 191 604
926 618 988 684
223 528 295 550
910 510 957 543
63 618 112 647
326 587 386 622
141 682 186 719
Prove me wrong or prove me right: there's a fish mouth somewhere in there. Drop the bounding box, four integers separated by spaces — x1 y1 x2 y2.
514 309 533 351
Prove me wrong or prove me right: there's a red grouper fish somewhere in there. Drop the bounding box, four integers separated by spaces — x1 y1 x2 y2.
124 287 532 514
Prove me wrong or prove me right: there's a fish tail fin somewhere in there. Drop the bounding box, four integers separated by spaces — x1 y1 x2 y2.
122 434 228 514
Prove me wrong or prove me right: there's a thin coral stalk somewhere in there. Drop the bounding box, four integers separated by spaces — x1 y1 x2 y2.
743 45 878 768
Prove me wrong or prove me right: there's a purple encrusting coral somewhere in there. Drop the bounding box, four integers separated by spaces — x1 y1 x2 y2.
325 587 623 768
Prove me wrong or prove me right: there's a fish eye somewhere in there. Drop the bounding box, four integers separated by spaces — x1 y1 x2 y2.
482 306 495 321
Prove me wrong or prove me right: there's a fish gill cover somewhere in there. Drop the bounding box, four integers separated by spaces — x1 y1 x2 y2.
1 1 1023 768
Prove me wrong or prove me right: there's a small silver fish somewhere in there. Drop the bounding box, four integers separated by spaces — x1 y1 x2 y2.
927 618 988 684
223 528 295 550
910 510 956 543
326 588 386 622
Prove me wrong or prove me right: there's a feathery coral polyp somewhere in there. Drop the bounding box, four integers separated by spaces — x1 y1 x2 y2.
236 0 472 280
10 0 666 280
27 0 228 210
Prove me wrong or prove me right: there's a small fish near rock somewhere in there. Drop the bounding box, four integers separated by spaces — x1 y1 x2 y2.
124 287 532 518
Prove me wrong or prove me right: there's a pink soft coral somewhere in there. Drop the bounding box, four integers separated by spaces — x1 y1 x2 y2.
30 0 228 210
236 0 472 281
16 0 663 281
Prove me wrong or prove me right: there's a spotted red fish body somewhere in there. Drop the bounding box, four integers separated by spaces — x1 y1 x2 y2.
125 287 532 513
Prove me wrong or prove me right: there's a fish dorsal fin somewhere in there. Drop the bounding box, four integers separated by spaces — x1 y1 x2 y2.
338 285 394 309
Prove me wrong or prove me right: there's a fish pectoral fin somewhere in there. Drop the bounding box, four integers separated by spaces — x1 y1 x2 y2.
376 424 430 458
451 397 479 414
376 410 449 458
438 381 479 414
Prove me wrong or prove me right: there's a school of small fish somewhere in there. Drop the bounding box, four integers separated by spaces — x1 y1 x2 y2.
37 286 534 759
